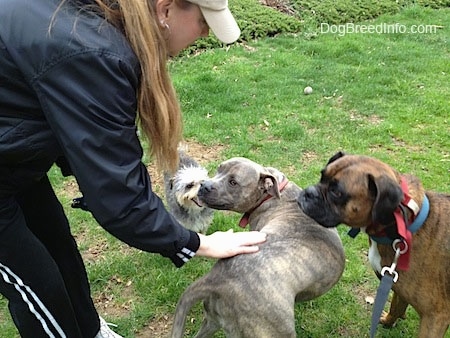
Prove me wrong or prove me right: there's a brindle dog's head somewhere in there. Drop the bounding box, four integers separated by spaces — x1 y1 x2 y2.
197 157 283 214
298 152 404 230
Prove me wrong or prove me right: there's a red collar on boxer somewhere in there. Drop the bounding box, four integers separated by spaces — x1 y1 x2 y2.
349 177 429 271
239 178 289 228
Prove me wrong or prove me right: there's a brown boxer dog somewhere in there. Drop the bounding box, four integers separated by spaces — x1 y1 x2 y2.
298 151 450 337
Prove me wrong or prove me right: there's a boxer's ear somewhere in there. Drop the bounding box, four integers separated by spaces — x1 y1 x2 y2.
260 174 280 198
370 174 403 225
327 151 346 165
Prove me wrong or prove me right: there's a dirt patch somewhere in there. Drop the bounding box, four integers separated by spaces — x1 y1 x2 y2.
135 314 173 338
94 275 136 319
260 0 297 16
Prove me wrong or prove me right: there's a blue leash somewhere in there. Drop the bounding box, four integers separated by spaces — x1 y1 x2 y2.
350 195 430 338
370 239 403 338
370 274 394 338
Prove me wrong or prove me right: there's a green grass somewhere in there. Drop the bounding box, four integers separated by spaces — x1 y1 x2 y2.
175 6 449 190
0 5 449 338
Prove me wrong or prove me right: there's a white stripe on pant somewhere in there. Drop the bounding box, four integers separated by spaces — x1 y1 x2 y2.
0 262 66 338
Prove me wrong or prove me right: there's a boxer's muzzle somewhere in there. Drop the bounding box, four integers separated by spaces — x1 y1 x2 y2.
298 186 340 228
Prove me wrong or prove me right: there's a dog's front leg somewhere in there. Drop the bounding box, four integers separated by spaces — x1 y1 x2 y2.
380 291 408 327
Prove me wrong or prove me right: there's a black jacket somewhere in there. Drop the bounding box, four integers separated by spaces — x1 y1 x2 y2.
0 0 199 267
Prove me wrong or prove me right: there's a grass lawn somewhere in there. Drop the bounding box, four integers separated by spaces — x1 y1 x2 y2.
0 5 448 338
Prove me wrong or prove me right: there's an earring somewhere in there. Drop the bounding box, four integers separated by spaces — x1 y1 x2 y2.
160 20 170 31
160 20 171 39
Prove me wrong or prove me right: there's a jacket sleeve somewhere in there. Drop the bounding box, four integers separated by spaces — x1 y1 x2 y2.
31 50 199 267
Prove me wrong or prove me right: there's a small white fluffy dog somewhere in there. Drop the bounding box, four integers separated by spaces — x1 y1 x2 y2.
164 150 214 234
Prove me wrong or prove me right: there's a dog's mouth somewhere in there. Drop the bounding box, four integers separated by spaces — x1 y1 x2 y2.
193 196 231 210
191 197 204 208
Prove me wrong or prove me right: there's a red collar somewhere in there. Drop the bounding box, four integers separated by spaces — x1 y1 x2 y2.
239 178 289 228
369 177 420 270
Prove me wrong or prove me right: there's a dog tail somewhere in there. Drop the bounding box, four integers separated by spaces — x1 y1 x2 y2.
170 278 211 338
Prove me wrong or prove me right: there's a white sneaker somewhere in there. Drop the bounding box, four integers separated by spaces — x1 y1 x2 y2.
95 316 123 338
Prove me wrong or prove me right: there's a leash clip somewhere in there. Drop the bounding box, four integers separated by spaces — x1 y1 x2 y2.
380 239 407 283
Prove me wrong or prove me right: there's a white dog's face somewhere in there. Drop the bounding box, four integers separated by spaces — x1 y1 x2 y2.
172 165 210 210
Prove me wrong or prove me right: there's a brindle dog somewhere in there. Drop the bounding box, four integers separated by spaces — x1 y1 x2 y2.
170 157 345 338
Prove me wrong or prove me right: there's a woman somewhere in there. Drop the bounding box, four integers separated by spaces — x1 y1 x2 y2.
0 0 267 336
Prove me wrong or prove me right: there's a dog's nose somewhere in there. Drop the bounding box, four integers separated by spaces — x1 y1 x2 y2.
303 186 320 200
298 186 322 215
199 181 213 195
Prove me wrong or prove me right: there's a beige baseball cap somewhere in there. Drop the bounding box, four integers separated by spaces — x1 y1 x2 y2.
187 0 241 44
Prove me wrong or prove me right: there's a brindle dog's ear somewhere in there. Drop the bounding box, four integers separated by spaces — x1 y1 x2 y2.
369 174 403 225
327 151 346 165
260 174 280 199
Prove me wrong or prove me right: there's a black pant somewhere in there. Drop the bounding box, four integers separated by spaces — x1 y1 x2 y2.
0 176 99 337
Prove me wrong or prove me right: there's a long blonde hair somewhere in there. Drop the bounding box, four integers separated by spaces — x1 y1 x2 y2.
60 0 182 172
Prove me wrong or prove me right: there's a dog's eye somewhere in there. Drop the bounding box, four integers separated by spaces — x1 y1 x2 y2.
186 183 194 189
329 183 342 198
229 179 237 186
330 189 342 198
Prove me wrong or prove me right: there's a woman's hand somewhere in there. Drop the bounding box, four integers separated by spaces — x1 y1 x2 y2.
196 229 267 259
